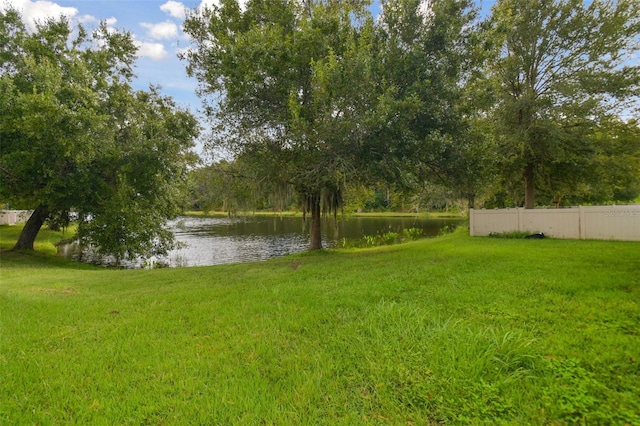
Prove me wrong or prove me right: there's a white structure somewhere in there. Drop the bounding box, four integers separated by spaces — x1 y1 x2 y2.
0 210 33 226
470 205 640 241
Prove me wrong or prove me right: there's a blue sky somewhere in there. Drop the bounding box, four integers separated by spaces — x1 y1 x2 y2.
2 0 494 116
2 0 209 112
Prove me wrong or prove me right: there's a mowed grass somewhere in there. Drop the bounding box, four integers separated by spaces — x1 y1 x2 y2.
1 225 639 424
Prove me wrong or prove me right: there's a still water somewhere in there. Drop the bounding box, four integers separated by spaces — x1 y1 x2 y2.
60 215 464 268
165 215 463 267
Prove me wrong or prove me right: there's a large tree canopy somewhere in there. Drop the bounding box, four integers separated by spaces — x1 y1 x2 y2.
183 0 385 249
375 0 483 206
0 9 199 261
182 0 477 249
485 0 640 208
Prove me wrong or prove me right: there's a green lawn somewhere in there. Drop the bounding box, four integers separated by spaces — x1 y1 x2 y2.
1 225 639 424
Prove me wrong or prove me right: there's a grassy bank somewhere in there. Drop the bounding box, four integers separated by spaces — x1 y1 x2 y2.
1 225 639 424
0 224 76 255
184 210 463 219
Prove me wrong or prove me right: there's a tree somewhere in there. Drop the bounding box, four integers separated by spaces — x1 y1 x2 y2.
372 0 484 209
538 117 640 206
188 159 271 214
486 0 640 208
182 0 381 250
0 9 199 262
182 0 482 249
591 119 640 203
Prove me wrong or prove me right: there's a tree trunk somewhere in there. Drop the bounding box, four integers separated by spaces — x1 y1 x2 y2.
524 162 535 209
309 194 322 251
467 193 475 210
13 204 49 251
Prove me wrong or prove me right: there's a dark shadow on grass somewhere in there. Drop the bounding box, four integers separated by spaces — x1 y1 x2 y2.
0 248 100 270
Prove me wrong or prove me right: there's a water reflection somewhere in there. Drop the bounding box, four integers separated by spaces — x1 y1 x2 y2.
59 215 464 268
170 216 310 267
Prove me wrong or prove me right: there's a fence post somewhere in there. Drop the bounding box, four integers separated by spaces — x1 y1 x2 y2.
578 205 585 240
517 208 524 232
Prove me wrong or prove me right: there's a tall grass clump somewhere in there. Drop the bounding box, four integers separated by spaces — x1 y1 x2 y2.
339 227 424 248
488 230 536 238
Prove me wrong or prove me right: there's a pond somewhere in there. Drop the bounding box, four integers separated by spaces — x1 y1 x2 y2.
59 215 465 268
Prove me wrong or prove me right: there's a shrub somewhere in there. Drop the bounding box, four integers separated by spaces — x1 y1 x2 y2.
489 231 535 239
402 227 423 241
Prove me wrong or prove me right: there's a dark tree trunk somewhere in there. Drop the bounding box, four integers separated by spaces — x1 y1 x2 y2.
524 162 535 209
309 194 322 251
12 204 49 251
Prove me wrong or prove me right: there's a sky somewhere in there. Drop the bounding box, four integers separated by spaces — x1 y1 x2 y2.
2 0 494 116
0 0 396 111
2 0 211 113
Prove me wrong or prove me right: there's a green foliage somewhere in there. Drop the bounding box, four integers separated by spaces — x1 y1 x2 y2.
437 224 455 236
541 358 602 423
187 159 273 214
484 0 640 208
339 233 393 248
0 9 199 260
182 0 382 249
488 230 537 239
181 0 640 214
375 231 400 246
373 0 480 191
339 227 424 248
538 356 640 424
402 227 423 241
181 0 480 249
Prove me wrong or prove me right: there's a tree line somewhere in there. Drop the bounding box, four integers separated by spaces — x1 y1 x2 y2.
182 0 640 249
2 0 639 257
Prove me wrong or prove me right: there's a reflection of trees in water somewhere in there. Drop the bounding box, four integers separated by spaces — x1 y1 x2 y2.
59 216 464 268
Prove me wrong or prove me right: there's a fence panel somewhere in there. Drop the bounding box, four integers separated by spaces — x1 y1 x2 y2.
470 209 517 236
0 210 33 226
522 208 580 239
470 205 640 241
583 206 640 241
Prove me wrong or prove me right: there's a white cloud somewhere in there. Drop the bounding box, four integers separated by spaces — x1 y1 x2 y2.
141 21 179 40
77 14 97 25
160 1 186 20
1 0 79 31
135 40 168 60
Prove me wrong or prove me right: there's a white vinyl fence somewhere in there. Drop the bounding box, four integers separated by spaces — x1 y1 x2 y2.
0 210 33 226
470 205 640 241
